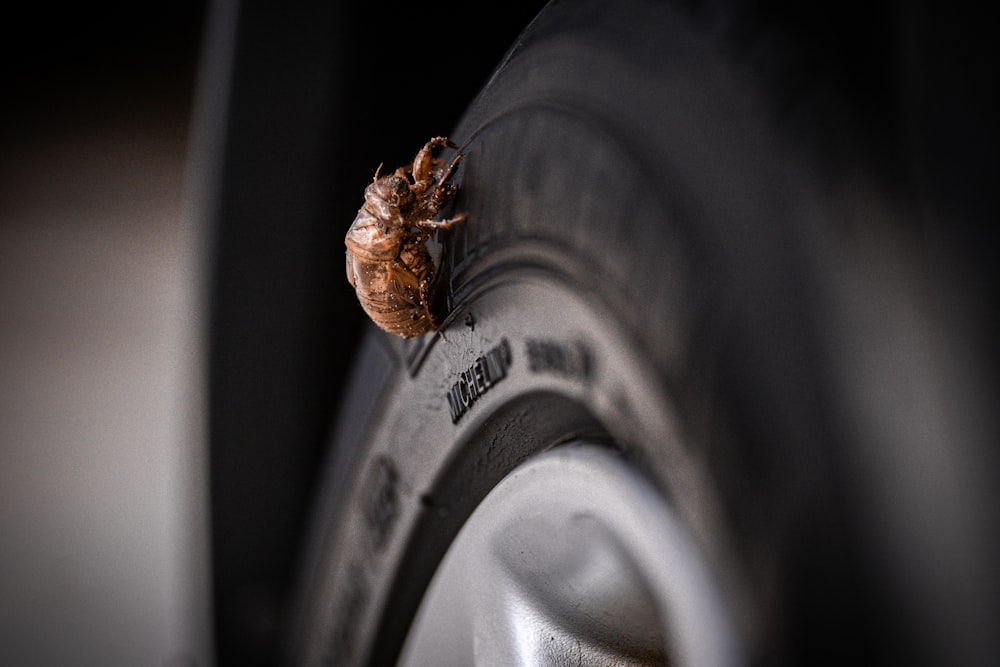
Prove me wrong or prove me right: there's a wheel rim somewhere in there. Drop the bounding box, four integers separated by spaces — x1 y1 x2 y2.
398 443 742 667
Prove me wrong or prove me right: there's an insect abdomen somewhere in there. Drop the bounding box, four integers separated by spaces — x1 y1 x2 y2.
346 252 434 338
362 301 432 338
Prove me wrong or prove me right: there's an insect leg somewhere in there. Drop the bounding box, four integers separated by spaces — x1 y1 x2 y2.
437 151 463 185
417 151 464 211
416 213 466 232
412 137 458 190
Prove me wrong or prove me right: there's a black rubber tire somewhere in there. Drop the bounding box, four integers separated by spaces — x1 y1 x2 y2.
287 2 999 666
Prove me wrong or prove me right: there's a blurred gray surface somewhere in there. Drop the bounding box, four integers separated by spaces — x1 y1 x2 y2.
0 89 212 666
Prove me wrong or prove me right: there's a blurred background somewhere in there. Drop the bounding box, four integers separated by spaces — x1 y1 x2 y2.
0 2 543 665
1 4 210 666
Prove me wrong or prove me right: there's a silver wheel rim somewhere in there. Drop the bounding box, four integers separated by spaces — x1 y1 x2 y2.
399 443 742 667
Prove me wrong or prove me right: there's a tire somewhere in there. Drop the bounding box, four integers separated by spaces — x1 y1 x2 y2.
286 2 999 666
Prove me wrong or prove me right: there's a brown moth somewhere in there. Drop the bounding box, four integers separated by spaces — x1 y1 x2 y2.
345 137 466 338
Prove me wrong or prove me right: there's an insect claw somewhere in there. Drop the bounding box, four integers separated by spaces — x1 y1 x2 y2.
440 152 463 184
438 213 467 229
373 162 383 181
416 213 466 233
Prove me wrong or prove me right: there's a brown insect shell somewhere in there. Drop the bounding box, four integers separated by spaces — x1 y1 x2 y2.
346 137 465 338
345 173 444 338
